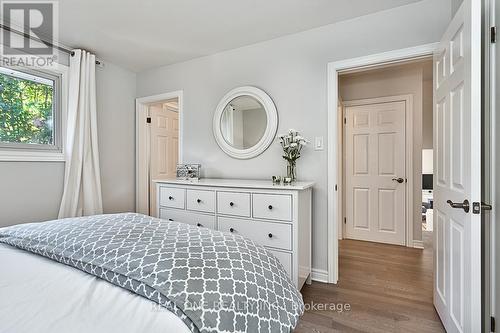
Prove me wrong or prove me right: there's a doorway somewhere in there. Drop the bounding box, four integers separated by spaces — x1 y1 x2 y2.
326 44 438 284
136 91 183 217
331 56 439 331
338 59 432 248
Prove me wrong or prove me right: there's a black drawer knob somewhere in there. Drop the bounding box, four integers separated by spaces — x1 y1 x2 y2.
197 199 201 203
168 218 173 221
168 196 173 200
268 233 273 238
197 223 202 227
230 228 235 233
268 205 273 210
229 202 234 207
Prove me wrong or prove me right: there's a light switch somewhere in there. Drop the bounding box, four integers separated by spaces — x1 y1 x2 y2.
314 136 324 151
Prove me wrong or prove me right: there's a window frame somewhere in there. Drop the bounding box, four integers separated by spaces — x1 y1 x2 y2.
0 63 68 162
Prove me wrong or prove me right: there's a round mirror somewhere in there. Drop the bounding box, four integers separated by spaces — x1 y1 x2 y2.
220 95 267 149
213 87 278 159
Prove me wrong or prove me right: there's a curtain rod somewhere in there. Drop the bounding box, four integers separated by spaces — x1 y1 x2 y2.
0 24 101 65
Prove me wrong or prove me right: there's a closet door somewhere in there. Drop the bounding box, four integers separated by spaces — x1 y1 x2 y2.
149 105 179 216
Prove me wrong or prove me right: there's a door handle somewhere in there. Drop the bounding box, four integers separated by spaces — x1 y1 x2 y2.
392 177 404 183
446 199 470 213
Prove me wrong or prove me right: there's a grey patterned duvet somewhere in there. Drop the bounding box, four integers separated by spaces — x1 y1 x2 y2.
0 213 304 332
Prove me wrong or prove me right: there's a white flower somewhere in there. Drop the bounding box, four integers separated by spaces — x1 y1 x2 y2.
278 129 308 160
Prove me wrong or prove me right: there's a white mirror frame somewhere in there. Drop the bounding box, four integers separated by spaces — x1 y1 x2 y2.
213 86 278 159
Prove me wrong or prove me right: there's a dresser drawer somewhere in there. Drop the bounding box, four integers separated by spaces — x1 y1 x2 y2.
268 249 292 278
159 208 215 229
218 217 292 251
187 189 215 213
252 194 292 221
217 191 251 217
159 187 185 209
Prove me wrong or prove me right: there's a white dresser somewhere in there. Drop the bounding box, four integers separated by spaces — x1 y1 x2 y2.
154 178 314 289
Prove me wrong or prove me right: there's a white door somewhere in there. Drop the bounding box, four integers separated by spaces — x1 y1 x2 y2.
149 105 179 216
433 1 481 332
344 98 406 245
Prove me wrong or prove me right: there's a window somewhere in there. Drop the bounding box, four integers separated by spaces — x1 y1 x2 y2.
0 66 62 157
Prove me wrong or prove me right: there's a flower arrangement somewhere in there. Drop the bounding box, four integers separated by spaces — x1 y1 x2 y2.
278 129 309 181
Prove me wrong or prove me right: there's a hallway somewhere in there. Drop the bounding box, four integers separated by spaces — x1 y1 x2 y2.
295 232 445 332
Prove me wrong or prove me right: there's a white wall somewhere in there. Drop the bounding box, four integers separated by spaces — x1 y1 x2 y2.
0 61 136 227
136 0 451 272
96 62 137 214
339 61 431 243
0 162 65 225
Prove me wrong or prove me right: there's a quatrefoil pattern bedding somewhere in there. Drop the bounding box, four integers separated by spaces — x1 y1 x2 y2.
0 213 303 333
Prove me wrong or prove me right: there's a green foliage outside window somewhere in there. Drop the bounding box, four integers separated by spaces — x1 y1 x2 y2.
0 72 54 145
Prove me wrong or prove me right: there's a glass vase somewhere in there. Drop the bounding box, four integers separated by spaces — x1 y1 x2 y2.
287 161 297 181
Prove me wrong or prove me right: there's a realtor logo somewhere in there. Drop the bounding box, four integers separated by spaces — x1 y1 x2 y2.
0 1 58 67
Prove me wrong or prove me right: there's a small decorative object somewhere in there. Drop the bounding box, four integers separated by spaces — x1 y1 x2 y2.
272 176 282 184
278 129 309 181
176 164 201 181
283 177 293 185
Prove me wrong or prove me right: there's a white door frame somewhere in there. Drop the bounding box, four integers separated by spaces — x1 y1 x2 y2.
484 1 495 332
135 91 184 215
327 43 438 284
342 94 413 246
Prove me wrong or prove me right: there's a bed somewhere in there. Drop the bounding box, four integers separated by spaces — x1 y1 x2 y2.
0 213 303 333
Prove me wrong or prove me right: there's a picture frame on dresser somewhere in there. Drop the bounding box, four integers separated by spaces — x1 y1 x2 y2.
154 178 314 290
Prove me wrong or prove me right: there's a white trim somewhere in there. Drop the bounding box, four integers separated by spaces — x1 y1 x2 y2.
488 0 496 329
337 99 344 240
0 66 53 86
413 240 424 249
327 43 438 284
0 62 69 162
342 94 414 248
334 43 438 75
0 150 66 162
212 86 278 159
311 268 329 283
135 91 184 215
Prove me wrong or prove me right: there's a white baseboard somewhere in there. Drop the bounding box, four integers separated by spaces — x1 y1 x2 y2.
311 268 329 283
413 240 424 249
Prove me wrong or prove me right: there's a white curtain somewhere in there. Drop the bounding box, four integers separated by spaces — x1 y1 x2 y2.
58 49 103 218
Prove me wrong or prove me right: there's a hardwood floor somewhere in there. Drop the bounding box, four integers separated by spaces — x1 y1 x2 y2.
295 232 445 332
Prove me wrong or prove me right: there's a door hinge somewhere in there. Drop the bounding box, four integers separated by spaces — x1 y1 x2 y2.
344 117 346 124
492 316 496 332
344 217 346 224
492 26 497 43
146 117 151 124
335 184 338 191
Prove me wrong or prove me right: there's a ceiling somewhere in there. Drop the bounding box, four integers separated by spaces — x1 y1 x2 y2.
55 0 422 72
